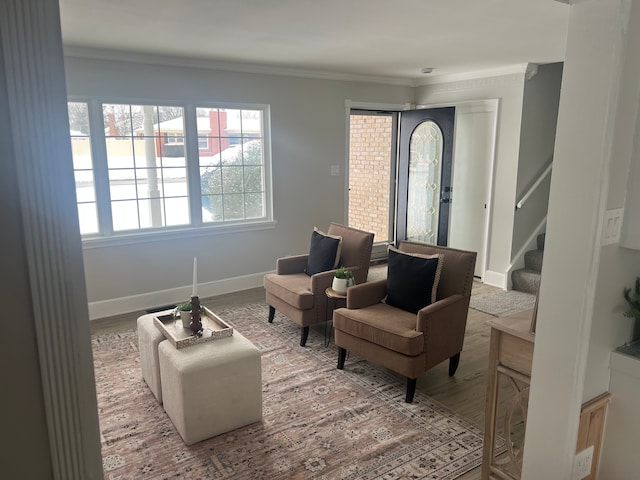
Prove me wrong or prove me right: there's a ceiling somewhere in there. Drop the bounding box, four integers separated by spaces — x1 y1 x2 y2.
59 0 570 83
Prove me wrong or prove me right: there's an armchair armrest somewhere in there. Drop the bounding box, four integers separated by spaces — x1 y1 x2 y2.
416 294 470 367
415 294 464 330
310 269 337 294
276 254 308 275
346 279 387 309
309 265 363 294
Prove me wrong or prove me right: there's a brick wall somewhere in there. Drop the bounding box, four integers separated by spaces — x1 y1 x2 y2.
348 114 392 243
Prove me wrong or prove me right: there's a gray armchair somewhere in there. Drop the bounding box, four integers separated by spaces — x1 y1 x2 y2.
264 223 374 346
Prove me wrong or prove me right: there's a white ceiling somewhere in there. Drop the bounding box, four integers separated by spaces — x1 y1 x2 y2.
59 0 570 83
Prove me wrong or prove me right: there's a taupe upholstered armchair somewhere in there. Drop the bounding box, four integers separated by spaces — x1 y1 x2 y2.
264 223 374 346
334 241 477 403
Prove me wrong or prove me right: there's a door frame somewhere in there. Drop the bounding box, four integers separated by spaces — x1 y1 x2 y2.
344 99 497 280
416 99 499 280
344 100 411 261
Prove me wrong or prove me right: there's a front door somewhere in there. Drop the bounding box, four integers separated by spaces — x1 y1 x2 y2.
396 107 455 246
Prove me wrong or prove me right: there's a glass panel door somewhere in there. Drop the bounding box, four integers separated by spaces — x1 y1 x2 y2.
407 121 443 243
396 107 454 246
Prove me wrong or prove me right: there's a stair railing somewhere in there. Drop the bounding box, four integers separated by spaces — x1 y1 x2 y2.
516 160 553 210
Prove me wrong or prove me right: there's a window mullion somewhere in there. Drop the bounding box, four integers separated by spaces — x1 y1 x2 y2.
89 99 113 235
184 104 202 227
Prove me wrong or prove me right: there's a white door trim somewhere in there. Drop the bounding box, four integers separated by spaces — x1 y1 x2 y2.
417 99 499 281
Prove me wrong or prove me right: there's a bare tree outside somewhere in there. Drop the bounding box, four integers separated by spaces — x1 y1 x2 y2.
68 102 90 134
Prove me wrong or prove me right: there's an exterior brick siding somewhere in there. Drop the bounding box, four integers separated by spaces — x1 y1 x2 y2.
349 114 392 243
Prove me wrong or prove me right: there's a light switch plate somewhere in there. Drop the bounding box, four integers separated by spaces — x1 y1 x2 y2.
602 208 624 246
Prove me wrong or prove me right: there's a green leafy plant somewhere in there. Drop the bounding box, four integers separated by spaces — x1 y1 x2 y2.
174 301 192 319
623 277 640 318
334 267 354 279
176 301 192 312
173 301 205 320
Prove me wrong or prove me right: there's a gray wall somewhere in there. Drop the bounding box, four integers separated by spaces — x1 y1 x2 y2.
65 56 414 313
585 0 640 403
511 62 563 258
589 1 640 474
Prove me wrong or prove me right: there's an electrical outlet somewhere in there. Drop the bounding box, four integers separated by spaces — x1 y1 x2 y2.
573 445 594 480
602 208 624 246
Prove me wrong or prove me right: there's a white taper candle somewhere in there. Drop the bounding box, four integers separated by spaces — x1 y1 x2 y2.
192 257 198 297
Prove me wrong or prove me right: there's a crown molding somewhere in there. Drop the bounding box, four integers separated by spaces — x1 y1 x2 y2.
63 47 552 91
413 63 530 86
63 46 416 87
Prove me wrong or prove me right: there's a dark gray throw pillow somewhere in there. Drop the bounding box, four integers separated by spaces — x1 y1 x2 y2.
305 228 342 276
385 247 442 313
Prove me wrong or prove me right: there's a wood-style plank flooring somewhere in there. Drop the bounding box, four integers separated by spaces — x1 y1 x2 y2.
91 266 524 480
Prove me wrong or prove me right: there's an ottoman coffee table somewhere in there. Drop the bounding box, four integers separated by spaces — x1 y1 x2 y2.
158 329 262 445
137 310 170 403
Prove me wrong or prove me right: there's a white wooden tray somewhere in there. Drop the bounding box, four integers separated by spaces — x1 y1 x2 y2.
154 306 233 349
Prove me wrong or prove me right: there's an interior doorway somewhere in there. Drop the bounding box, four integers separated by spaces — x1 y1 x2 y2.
347 101 496 279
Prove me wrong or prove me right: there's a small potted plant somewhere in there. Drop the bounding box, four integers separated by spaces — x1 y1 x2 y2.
623 277 640 341
332 267 355 294
175 301 192 329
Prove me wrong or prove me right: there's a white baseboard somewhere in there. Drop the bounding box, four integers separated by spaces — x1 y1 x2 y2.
483 270 508 289
88 271 272 320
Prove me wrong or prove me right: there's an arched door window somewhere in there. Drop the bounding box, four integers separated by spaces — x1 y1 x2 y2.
406 120 443 243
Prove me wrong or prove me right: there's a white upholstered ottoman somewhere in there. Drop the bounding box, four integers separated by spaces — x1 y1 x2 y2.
158 330 262 445
137 311 169 403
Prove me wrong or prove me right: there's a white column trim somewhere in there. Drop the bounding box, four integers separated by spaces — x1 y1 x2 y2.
521 0 629 477
1 1 103 478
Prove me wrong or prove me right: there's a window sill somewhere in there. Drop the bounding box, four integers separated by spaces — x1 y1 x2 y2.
81 219 277 249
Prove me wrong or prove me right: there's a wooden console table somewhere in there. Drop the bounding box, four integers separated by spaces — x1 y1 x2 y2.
481 310 535 480
481 310 612 480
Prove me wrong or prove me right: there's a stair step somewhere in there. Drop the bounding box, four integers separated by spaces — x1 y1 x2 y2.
524 249 544 273
537 233 546 251
512 269 541 295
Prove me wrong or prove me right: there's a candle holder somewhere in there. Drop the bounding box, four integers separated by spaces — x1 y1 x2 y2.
189 296 203 335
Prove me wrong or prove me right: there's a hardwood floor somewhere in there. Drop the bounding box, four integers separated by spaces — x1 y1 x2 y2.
90 266 524 480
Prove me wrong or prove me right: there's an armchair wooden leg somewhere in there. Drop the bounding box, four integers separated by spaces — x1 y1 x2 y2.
300 326 309 346
337 347 347 369
268 306 275 323
448 352 461 376
406 378 417 403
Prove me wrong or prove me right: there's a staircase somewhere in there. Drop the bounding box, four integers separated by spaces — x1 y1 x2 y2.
511 233 545 295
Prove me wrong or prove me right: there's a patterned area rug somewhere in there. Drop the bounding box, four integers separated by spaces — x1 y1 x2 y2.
93 303 489 479
469 290 536 317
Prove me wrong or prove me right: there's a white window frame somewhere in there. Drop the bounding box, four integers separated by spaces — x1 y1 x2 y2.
69 97 275 248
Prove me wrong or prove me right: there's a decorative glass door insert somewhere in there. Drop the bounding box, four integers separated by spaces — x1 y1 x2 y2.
407 121 443 243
